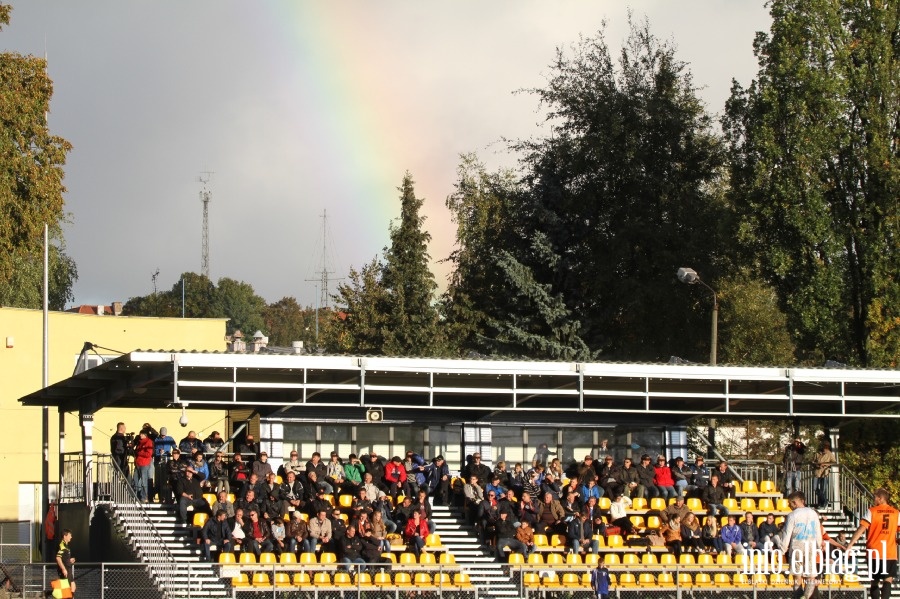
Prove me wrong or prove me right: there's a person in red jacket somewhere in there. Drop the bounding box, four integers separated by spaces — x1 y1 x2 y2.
132 431 155 502
384 456 409 501
654 455 678 502
404 509 430 556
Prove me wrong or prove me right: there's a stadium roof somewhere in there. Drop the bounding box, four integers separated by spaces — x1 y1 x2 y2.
17 351 900 425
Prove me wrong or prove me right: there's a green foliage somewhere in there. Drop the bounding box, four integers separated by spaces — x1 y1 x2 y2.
838 419 900 499
328 258 389 354
0 4 77 307
213 277 266 335
718 272 796 365
724 0 900 367
263 296 317 348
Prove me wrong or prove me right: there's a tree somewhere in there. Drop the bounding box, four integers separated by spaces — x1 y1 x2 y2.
0 5 77 308
717 272 796 365
380 173 443 356
328 258 389 354
213 277 266 335
263 297 317 347
724 0 900 367
508 17 728 361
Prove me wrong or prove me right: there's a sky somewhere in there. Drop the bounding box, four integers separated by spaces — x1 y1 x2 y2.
2 1 772 309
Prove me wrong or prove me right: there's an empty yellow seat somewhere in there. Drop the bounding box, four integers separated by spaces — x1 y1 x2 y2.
650 497 666 511
630 515 645 528
677 572 693 586
598 496 612 510
695 573 712 586
419 552 436 566
313 572 331 586
218 552 236 564
394 573 414 588
532 533 549 547
584 553 599 566
697 553 714 565
550 534 567 548
399 552 417 565
258 552 277 564
713 573 731 585
776 498 790 512
723 497 738 510
687 497 703 511
758 497 775 511
192 512 208 528
606 534 623 548
740 497 757 511
565 553 582 566
454 573 473 588
231 573 249 587
439 553 457 566
631 497 647 510
658 572 675 587
769 572 788 587
527 553 544 566
622 553 639 566
292 572 311 586
843 573 862 587
618 573 637 586
426 533 442 547
646 515 661 529
659 553 676 565
545 553 564 566
603 553 620 565
251 572 270 587
238 552 256 564
374 572 392 587
338 494 354 508
508 552 524 565
759 480 776 493
319 552 337 564
641 553 658 565
716 552 732 565
541 572 560 587
523 573 541 588
562 572 581 588
733 573 750 586
273 572 291 587
299 552 317 564
679 553 695 565
742 480 758 494
434 572 452 587
414 572 433 587
333 572 352 586
279 551 296 564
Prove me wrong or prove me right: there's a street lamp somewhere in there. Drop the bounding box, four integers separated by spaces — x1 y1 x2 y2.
676 267 718 366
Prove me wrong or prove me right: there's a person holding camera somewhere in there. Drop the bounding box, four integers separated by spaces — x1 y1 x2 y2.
110 422 130 478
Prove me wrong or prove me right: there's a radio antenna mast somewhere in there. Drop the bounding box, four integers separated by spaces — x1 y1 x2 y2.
198 172 214 278
305 210 342 310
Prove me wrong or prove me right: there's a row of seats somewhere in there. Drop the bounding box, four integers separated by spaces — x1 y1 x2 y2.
232 571 474 589
523 571 862 589
512 551 782 567
221 551 458 567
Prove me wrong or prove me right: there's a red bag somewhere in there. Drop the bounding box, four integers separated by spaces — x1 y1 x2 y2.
605 525 622 536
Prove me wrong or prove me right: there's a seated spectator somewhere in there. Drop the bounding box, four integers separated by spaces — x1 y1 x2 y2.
518 492 538 528
306 509 332 554
342 453 365 494
283 450 304 479
280 471 305 515
758 513 779 547
425 455 451 506
598 456 623 499
215 490 235 519
463 475 485 525
252 451 274 481
541 472 563 500
384 456 409 501
286 510 308 555
654 455 678 502
739 511 760 550
609 494 634 535
680 512 704 554
176 468 209 524
536 491 565 535
242 510 273 558
230 508 247 553
208 451 230 495
561 491 582 520
579 477 602 503
701 474 729 516
568 511 599 555
339 525 366 569
306 452 333 494
493 460 511 489
230 453 251 496
495 510 527 559
634 454 658 499
393 495 416 530
721 514 744 556
326 452 346 495
362 452 387 493
661 515 683 559
715 461 737 498
200 509 232 562
235 488 261 516
191 452 210 489
671 457 692 497
661 495 690 524
486 474 507 498
701 515 724 554
369 510 391 552
269 513 287 556
403 510 430 557
516 519 535 557
509 463 527 497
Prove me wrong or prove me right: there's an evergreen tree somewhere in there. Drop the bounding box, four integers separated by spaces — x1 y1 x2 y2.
724 0 900 366
328 258 389 354
380 173 442 356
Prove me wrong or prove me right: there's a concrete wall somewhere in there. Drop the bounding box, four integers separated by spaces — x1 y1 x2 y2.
0 307 229 522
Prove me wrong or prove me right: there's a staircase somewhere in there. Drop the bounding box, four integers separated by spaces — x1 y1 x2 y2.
431 503 519 598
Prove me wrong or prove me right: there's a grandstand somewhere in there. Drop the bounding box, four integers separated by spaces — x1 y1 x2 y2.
16 352 900 597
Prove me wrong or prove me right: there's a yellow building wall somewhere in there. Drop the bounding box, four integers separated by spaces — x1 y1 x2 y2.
0 307 228 522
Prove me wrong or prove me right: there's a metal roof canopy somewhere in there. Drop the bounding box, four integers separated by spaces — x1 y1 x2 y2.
17 351 900 424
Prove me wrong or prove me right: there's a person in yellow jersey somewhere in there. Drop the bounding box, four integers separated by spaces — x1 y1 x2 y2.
55 529 76 596
847 488 900 599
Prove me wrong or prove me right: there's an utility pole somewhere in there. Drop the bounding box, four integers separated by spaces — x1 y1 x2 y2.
198 172 214 279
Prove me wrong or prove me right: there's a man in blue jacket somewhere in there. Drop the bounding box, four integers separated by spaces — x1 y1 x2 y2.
590 555 610 598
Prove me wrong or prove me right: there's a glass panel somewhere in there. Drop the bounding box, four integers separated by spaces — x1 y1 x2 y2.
527 427 557 469
283 424 317 461
491 426 524 469
561 429 595 473
613 427 665 462
392 425 424 459
355 425 391 460
320 425 352 458
428 426 462 474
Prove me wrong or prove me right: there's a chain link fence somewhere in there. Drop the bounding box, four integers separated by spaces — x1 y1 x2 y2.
0 523 32 566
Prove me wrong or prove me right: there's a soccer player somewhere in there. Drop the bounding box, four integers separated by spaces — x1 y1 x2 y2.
847 488 900 599
775 491 823 599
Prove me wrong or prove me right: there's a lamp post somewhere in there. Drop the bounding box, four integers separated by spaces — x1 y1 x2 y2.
677 267 719 459
676 267 718 366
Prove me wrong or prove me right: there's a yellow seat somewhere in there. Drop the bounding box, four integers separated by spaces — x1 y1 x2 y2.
298 552 316 564
733 553 748 567
333 572 352 586
292 572 310 586
751 573 768 586
338 494 354 508
581 572 593 588
231 573 249 587
273 572 291 588
659 553 676 566
523 572 541 588
687 497 703 511
631 497 647 510
759 480 776 494
677 572 693 587
274 475 282 485
354 572 374 588
592 534 606 547
532 533 549 547
629 515 645 528
434 572 452 587
313 572 331 586
565 552 582 566
251 572 270 587
641 553 658 565
545 552 563 566
541 572 560 587
258 552 277 564
679 553 695 565
733 573 750 587
723 497 738 510
226 493 235 503
769 572 788 587
695 573 712 586
603 553 620 565
439 552 457 566
192 512 208 528
527 553 544 566
218 551 236 564
758 497 774 511
550 533 567 548
843 573 862 587
658 572 675 587
380 552 397 563
776 498 790 512
454 572 473 588
584 553 599 566
319 552 337 564
419 552 436 566
508 552 524 565
598 497 612 510
740 497 757 511
279 551 296 564
425 533 442 547
414 572 433 587
562 572 581 588
622 553 639 566
713 573 731 585
374 572 392 587
618 573 637 586
646 515 661 529
238 552 256 564
716 552 732 565
606 534 623 548
742 480 758 494
338 513 349 523
399 552 417 565
321 493 335 507
650 497 666 511
202 493 217 506
697 552 713 565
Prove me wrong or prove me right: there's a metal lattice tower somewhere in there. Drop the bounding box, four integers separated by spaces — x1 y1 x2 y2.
305 209 341 310
198 172 214 278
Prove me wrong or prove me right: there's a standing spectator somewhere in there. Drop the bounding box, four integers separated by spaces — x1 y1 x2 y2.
176 468 208 524
846 487 899 599
782 439 806 496
110 422 130 477
546 458 565 480
413 489 436 534
813 441 836 508
132 430 155 502
654 455 678 502
425 455 451 505
161 448 186 504
702 474 729 516
523 470 542 500
200 510 232 562
362 452 387 493
463 475 484 525
595 439 612 462
590 555 611 599
208 451 230 495
776 491 822 599
531 443 555 469
702 515 724 554
154 427 176 500
634 455 657 499
179 431 202 460
721 515 745 556
689 456 709 497
477 491 500 545
715 461 738 498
